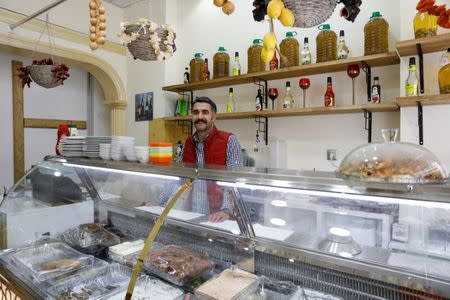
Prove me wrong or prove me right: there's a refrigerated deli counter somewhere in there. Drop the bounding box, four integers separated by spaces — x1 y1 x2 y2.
1 157 450 299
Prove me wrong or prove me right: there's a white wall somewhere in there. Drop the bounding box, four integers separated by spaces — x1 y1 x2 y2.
149 0 402 170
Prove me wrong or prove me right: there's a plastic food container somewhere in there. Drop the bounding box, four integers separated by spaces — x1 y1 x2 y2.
8 242 94 282
149 142 173 164
108 240 145 265
143 245 214 286
338 129 448 184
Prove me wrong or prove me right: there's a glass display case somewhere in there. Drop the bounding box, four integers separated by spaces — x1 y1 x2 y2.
1 157 450 299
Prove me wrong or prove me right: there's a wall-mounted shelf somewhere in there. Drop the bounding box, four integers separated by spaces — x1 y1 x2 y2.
162 52 399 93
396 33 450 56
164 103 399 122
396 94 450 107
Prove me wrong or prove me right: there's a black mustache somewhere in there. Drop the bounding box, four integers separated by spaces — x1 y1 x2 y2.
195 120 207 124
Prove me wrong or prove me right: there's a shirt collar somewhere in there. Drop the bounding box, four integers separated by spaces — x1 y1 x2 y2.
193 125 216 143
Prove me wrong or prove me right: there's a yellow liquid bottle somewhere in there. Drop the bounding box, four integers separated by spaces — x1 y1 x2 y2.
438 48 450 94
213 47 230 79
364 11 389 56
280 31 299 68
316 24 337 63
189 53 205 83
248 39 265 73
414 12 438 39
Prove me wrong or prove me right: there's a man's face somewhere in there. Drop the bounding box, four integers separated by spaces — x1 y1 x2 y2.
192 102 216 133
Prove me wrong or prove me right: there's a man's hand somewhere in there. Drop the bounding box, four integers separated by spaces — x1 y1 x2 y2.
208 211 231 223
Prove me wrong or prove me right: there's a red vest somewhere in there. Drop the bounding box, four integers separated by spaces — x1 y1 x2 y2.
182 126 232 213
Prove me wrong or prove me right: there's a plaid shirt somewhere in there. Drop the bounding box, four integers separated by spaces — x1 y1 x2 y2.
160 131 242 214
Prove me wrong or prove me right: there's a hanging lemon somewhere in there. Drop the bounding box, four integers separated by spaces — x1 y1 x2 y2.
261 48 275 62
263 32 277 50
267 0 284 19
279 8 295 27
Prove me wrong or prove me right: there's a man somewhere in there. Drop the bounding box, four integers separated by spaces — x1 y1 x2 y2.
168 97 242 222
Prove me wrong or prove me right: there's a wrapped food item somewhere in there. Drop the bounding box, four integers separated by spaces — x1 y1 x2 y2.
195 268 258 300
59 223 120 254
144 245 214 286
108 240 145 265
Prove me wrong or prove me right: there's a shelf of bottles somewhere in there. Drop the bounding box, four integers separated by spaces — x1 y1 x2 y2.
396 33 450 56
162 52 399 93
164 103 399 122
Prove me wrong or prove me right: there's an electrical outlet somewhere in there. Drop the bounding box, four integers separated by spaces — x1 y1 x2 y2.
327 149 337 161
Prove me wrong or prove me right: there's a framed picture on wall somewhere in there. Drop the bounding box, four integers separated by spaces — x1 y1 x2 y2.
135 92 153 122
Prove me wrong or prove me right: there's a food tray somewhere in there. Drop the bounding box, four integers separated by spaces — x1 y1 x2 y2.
107 274 184 300
47 263 132 300
142 245 214 286
9 242 93 282
108 240 145 265
59 223 121 254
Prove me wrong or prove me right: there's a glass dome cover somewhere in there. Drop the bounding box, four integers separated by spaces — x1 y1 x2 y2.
338 129 448 184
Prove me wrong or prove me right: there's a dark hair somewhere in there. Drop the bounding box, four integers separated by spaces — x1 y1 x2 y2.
193 97 217 114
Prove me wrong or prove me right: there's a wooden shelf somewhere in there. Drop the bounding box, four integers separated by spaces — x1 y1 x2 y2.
396 33 450 56
396 94 450 107
163 103 399 121
162 52 399 93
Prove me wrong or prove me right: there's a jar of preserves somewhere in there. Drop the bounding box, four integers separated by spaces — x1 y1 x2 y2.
280 31 299 68
248 39 265 73
364 11 389 56
316 24 337 63
414 12 438 38
213 47 230 79
189 53 205 83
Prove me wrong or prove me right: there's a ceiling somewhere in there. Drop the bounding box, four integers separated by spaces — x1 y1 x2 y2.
104 0 147 8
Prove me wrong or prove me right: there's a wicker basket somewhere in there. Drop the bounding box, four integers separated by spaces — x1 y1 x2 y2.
27 65 60 89
124 24 176 61
284 0 338 28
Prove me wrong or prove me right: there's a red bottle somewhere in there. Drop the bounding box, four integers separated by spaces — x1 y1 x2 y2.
324 76 335 107
203 58 210 80
270 52 278 70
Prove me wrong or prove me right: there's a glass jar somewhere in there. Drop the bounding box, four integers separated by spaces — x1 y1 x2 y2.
248 39 265 73
414 12 438 39
316 24 337 63
189 53 205 83
213 47 230 79
364 11 389 56
280 31 299 68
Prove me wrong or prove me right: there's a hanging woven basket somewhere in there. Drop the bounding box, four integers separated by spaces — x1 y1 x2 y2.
283 0 338 28
119 19 176 61
27 65 60 89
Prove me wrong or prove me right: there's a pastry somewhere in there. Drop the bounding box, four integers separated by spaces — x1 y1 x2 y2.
41 259 83 271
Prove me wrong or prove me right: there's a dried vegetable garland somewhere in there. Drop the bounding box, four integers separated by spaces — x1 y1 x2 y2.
89 0 106 50
416 0 450 28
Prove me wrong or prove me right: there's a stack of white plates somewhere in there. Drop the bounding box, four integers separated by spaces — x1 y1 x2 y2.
84 136 112 158
123 145 137 162
135 146 149 164
111 136 135 161
99 143 111 160
61 136 86 157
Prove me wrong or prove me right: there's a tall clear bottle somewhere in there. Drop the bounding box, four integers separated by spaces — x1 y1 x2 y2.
438 48 450 94
405 57 419 97
337 30 350 60
232 52 241 76
282 81 294 109
301 37 312 65
226 87 237 112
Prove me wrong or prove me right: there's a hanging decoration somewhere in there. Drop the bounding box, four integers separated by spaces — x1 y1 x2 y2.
89 0 107 50
117 18 176 61
17 13 70 89
416 0 450 28
213 0 235 15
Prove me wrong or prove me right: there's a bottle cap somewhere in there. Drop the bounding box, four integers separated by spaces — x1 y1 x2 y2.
447 48 450 52
286 81 290 87
185 67 188 70
371 11 381 18
205 58 208 62
374 76 379 80
304 37 309 43
229 87 233 93
218 47 226 52
253 39 263 45
194 53 203 58
318 24 330 30
339 30 345 37
235 51 239 57
327 76 332 83
409 57 416 65
286 31 297 37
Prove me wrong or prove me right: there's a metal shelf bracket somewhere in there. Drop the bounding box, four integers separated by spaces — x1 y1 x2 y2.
255 116 268 145
417 101 424 145
363 109 372 143
361 61 371 102
253 77 268 109
416 43 425 94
